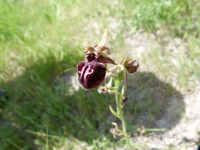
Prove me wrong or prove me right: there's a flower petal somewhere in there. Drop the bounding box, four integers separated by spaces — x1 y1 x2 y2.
97 53 116 65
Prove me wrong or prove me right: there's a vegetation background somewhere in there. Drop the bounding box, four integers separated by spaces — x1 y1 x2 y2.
0 0 199 149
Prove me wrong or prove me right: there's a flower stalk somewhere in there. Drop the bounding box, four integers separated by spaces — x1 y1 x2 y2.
113 70 132 148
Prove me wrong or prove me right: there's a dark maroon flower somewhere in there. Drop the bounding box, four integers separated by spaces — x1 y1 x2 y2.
77 47 115 89
77 29 116 89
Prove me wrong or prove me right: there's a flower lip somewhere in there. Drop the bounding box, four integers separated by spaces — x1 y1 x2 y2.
77 60 106 89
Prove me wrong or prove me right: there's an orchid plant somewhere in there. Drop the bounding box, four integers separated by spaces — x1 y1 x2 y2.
77 29 139 148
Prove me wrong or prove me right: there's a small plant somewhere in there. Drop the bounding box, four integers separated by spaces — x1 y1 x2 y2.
77 29 139 148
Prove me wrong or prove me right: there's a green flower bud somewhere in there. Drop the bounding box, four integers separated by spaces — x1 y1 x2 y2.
123 59 139 73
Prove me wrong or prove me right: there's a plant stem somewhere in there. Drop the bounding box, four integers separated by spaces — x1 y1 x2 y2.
114 73 132 148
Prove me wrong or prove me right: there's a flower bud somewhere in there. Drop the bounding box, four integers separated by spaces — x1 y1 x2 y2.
124 59 139 73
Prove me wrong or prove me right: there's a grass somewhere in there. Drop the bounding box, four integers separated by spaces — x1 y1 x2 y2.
0 0 199 149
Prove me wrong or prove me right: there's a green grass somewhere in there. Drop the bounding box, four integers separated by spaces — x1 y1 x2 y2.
0 0 199 149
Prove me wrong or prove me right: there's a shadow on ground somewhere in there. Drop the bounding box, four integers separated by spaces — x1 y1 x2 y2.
125 72 184 132
0 56 185 149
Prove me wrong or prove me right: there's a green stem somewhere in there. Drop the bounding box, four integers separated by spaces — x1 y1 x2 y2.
114 73 132 148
